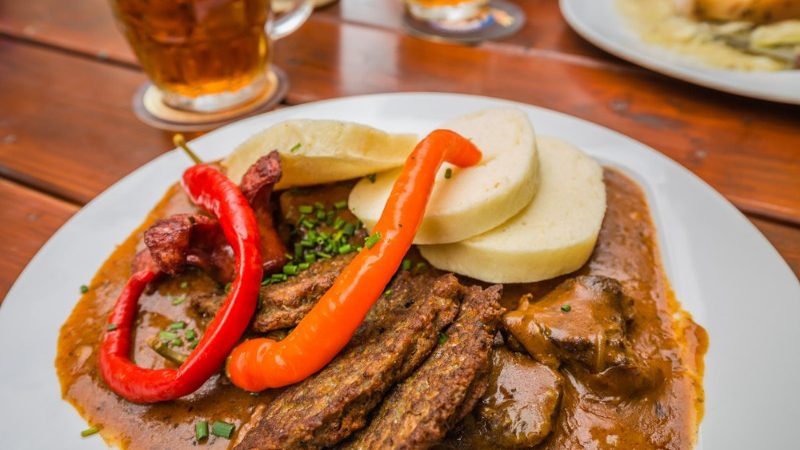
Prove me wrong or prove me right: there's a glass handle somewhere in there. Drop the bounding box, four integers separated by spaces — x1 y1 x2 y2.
268 0 313 40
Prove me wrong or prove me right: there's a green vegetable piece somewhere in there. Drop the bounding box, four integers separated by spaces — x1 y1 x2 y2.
80 426 101 437
364 231 382 249
402 259 412 271
167 321 186 331
211 421 235 439
195 420 209 441
80 285 89 294
334 200 347 210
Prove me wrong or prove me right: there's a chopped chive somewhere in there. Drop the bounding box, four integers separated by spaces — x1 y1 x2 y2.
366 173 377 183
284 252 294 261
402 259 412 271
80 425 101 437
300 239 315 248
415 262 428 271
316 251 332 259
438 333 448 345
290 142 302 153
314 201 325 210
271 273 288 282
224 282 232 293
80 284 89 294
185 329 197 341
179 281 189 289
167 321 186 331
297 205 313 214
189 340 199 349
195 420 209 441
316 210 326 220
384 289 393 297
444 167 453 179
342 223 356 236
294 242 304 259
334 200 347 210
106 323 118 331
338 244 353 254
301 219 315 229
364 231 382 249
304 253 317 263
158 331 178 342
561 304 572 313
211 421 235 439
170 338 183 347
298 262 310 270
171 295 187 306
283 264 298 275
333 217 345 230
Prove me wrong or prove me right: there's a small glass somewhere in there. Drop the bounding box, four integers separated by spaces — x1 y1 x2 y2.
109 0 312 113
405 0 490 23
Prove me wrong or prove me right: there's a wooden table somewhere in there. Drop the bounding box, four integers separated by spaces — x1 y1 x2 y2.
0 0 798 300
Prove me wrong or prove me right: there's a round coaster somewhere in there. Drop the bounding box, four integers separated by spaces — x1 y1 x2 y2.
402 0 525 44
272 0 337 13
133 66 289 132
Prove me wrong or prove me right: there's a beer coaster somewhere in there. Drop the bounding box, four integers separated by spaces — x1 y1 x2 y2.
133 67 288 132
272 0 337 13
402 0 525 44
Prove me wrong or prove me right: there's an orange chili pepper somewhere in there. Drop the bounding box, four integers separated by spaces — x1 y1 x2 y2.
226 129 481 391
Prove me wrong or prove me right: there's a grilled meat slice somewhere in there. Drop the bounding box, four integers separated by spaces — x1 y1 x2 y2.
191 253 354 332
344 284 503 450
478 348 563 448
233 274 463 450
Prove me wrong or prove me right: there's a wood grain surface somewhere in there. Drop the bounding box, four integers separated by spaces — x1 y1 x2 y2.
0 179 77 301
0 0 798 298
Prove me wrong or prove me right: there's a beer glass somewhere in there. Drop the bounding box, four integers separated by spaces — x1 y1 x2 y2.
110 0 312 113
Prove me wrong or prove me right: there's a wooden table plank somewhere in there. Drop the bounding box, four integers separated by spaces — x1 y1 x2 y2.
0 178 78 302
0 39 170 204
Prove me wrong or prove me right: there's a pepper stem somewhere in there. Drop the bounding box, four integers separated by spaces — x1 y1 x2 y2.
147 336 188 365
173 134 203 165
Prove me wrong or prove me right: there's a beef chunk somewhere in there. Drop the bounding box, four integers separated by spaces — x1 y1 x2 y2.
239 151 281 204
344 284 503 450
233 274 463 450
478 348 563 448
142 213 234 282
504 276 659 395
191 253 354 332
504 276 630 372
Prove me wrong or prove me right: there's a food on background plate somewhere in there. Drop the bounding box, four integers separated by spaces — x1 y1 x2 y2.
224 119 418 189
619 0 800 70
56 109 706 449
419 136 606 283
348 108 540 244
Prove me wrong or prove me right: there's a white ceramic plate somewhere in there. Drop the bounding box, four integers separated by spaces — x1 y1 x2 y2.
0 93 797 449
560 0 800 104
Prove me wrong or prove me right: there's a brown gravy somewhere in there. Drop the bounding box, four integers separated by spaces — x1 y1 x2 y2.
56 168 706 449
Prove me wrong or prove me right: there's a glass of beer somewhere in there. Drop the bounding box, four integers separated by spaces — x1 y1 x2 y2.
109 0 312 113
405 0 489 22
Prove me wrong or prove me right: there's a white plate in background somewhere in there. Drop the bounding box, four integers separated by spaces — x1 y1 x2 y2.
0 93 797 449
560 0 800 104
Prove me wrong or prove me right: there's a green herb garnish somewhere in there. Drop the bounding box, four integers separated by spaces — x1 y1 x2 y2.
167 321 186 331
107 323 118 331
438 333 448 345
80 285 89 294
290 142 302 153
364 231 382 249
211 421 235 439
80 425 101 437
195 421 209 441
561 304 572 313
444 167 453 179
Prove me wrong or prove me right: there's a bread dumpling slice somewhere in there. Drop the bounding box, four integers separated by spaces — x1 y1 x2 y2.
223 119 418 190
348 108 540 245
419 137 606 283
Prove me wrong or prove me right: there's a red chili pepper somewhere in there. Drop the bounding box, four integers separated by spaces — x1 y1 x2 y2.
226 129 481 391
99 146 263 403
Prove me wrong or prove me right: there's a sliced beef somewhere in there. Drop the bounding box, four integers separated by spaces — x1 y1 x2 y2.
478 348 563 448
344 284 503 450
233 273 463 450
503 275 659 395
191 253 354 332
